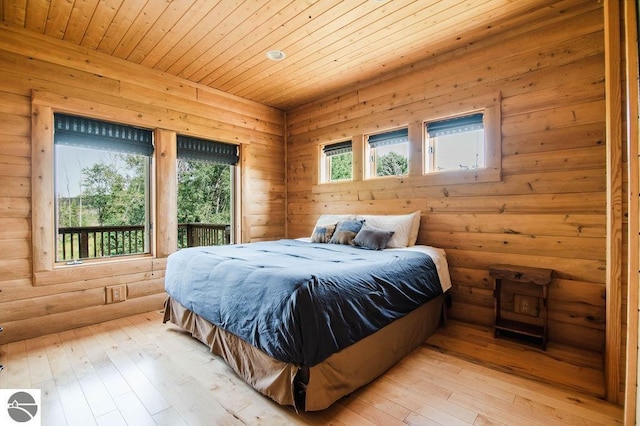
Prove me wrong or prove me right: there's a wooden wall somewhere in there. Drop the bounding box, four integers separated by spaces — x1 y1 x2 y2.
0 0 629 405
621 0 639 418
0 23 285 344
287 0 608 360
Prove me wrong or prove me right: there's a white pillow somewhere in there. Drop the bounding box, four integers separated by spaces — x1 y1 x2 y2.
310 214 356 237
356 211 421 248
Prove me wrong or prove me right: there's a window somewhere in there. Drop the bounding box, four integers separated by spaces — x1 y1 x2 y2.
176 135 238 248
366 128 409 178
321 140 352 182
425 113 484 173
54 114 153 262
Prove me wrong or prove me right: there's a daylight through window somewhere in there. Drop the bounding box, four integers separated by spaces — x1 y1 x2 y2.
54 114 153 262
322 140 352 182
367 128 409 178
176 135 238 248
425 113 485 173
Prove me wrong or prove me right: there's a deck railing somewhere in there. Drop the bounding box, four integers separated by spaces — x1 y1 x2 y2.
177 223 230 248
57 223 230 261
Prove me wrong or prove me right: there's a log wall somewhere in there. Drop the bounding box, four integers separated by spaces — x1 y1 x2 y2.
286 0 609 360
0 23 285 344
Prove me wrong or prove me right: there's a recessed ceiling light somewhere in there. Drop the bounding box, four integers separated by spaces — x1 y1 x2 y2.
266 50 286 61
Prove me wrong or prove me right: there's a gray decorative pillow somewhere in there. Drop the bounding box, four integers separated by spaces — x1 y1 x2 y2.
329 220 364 245
310 224 336 243
354 223 395 250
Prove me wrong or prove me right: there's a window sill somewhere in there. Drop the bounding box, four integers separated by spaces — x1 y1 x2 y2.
318 179 353 185
312 168 500 194
419 167 501 185
34 256 165 286
54 253 153 268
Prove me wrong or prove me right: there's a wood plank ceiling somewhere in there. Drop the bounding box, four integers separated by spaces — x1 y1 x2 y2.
1 0 564 111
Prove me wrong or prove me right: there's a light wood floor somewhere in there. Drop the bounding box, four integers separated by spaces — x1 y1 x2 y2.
425 318 607 399
0 311 623 425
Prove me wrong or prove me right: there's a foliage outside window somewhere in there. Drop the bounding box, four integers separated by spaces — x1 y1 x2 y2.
321 141 352 182
366 128 409 178
177 135 238 248
425 113 485 173
54 114 153 262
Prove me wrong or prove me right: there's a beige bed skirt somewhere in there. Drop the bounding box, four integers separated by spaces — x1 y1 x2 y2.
163 294 444 411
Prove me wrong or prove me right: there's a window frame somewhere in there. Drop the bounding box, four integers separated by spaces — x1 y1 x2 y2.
32 103 159 285
420 97 501 185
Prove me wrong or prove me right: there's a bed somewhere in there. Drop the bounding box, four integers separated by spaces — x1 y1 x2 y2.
163 212 451 411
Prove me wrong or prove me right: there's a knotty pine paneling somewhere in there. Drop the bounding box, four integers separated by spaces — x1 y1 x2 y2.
286 1 607 363
4 0 587 111
0 24 285 344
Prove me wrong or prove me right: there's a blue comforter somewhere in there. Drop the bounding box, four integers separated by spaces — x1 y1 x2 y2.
164 239 442 366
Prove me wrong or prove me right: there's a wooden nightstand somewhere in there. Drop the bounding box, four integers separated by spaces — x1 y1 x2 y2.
490 264 553 350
